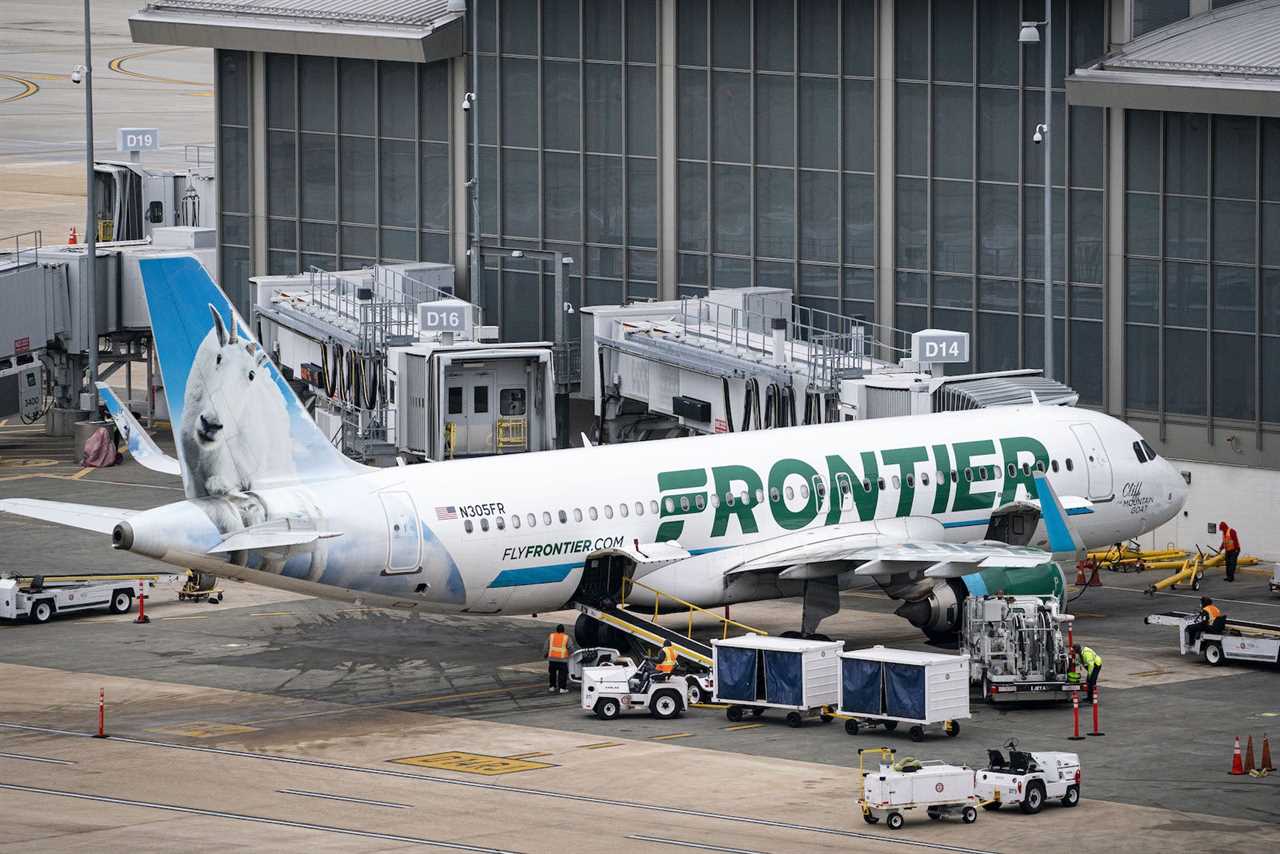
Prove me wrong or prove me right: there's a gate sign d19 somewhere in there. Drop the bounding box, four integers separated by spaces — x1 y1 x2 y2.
418 299 474 339
117 127 160 152
912 329 970 364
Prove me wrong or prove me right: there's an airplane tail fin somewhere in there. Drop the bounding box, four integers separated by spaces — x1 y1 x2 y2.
139 255 362 498
1032 473 1087 562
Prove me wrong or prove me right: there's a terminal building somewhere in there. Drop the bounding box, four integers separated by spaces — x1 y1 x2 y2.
124 0 1280 556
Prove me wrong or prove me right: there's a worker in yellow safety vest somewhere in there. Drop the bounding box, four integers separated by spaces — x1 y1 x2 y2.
656 640 679 675
1072 644 1102 701
547 624 571 694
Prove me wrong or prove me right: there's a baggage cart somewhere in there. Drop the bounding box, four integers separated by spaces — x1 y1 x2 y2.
838 646 970 741
857 747 979 830
712 634 842 727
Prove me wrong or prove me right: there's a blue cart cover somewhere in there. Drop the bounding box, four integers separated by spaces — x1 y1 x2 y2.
840 658 882 715
763 650 803 707
716 646 758 701
885 662 926 720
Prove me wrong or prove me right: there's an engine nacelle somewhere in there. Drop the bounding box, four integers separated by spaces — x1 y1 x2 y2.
892 578 965 636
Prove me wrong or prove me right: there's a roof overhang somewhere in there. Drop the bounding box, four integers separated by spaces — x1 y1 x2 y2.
129 4 464 63
1067 0 1280 117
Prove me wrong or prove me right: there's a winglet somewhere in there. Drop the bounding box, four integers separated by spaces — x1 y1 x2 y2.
96 383 181 476
1033 474 1086 560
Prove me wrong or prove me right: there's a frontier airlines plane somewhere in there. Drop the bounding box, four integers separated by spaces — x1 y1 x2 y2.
1 258 1187 640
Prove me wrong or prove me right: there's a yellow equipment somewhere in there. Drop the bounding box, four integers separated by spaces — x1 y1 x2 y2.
1145 554 1203 595
178 569 224 603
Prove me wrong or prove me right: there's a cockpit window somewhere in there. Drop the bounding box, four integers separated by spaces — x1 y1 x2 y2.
1133 440 1147 463
1141 439 1158 460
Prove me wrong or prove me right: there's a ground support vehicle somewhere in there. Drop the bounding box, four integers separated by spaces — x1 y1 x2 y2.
581 658 688 720
1145 611 1280 665
857 747 979 830
1270 564 1279 595
962 594 1078 703
177 570 223 603
570 646 715 703
975 740 1081 814
0 575 140 623
838 646 970 741
712 635 842 728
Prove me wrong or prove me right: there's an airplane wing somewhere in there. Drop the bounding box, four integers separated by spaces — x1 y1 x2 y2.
0 499 135 535
96 383 181 476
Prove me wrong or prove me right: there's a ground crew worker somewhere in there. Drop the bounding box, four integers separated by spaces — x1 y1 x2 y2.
547 624 571 694
1072 644 1102 701
656 640 679 675
1218 521 1241 582
1186 596 1226 646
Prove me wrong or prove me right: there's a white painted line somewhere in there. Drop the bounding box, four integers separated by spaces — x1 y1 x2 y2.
626 834 768 854
0 751 74 766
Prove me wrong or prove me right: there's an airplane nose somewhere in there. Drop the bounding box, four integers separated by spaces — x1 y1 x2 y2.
1167 462 1188 512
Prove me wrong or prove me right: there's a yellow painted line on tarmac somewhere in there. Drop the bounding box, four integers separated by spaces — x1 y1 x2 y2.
581 742 624 750
0 74 39 104
691 703 728 709
160 614 210 621
70 467 93 480
250 611 293 617
651 732 693 741
108 47 210 87
1072 612 1106 618
724 723 765 732
505 752 553 759
180 91 214 97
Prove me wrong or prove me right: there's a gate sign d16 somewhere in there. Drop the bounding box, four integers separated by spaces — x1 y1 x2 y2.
418 299 474 339
912 329 970 364
117 128 160 152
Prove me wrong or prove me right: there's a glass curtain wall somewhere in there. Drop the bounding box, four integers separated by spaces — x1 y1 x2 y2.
675 0 877 323
473 0 659 344
1132 0 1189 37
1124 110 1280 426
217 50 252 311
893 0 1104 401
261 53 452 279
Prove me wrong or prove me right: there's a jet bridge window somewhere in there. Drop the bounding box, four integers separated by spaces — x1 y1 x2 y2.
500 388 526 416
474 386 489 414
448 387 463 415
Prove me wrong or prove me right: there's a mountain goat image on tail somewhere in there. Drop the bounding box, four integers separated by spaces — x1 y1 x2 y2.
179 303 297 497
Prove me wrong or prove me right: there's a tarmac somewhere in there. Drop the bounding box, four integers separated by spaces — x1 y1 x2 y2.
1 422 1279 853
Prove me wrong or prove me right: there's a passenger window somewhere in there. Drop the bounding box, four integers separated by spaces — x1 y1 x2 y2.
1051 459 1060 473
1065 458 1074 471
677 497 687 512
770 486 781 503
589 506 598 521
635 501 645 516
542 511 552 525
862 479 872 492
920 472 930 487
573 508 583 522
651 500 659 514
950 470 958 483
1007 463 1017 478
1133 440 1147 463
1021 462 1031 476
891 475 900 489
512 515 521 529
964 468 973 482
464 519 474 533
527 513 536 527
495 516 505 530
500 388 526 416
473 386 489 414
799 484 809 500
785 486 795 500
695 494 706 510
558 509 568 523
906 474 914 488
603 505 614 519
813 477 826 501
448 387 463 415
878 477 886 490
480 518 489 532
1035 461 1045 473
619 503 629 518
709 494 719 508
725 493 736 507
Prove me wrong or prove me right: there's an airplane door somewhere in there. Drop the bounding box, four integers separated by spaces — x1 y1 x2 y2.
381 491 422 574
1069 424 1114 500
464 371 496 455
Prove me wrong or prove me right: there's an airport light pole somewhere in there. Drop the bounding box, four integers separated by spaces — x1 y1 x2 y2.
466 9 480 307
1020 3 1053 382
81 0 99 413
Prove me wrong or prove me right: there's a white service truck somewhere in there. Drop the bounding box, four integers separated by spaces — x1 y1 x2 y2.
1145 610 1280 665
975 740 1081 814
0 575 138 623
963 594 1079 703
581 657 688 720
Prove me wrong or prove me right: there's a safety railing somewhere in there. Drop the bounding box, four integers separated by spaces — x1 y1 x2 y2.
618 575 767 641
0 230 41 274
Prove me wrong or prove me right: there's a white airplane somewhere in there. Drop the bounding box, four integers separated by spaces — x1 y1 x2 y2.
1 257 1187 642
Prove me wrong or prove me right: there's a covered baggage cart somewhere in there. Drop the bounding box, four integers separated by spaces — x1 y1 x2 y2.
839 646 970 741
857 748 979 829
712 634 843 727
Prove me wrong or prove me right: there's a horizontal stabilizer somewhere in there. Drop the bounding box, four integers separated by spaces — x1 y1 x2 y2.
96 383 181 476
208 520 342 554
0 499 134 535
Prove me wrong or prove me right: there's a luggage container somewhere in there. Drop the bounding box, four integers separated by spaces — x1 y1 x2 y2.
838 646 970 741
712 634 843 727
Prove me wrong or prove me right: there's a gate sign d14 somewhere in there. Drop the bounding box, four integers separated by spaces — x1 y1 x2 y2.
117 128 160 152
912 329 970 364
418 299 474 339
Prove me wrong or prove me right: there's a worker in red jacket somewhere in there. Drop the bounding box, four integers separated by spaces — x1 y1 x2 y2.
1218 521 1241 583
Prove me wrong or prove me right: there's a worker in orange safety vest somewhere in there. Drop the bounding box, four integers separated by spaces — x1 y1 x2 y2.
1218 521 1241 582
656 640 679 674
547 624 571 694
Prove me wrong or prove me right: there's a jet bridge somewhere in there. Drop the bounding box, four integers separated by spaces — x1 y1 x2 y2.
580 287 1079 442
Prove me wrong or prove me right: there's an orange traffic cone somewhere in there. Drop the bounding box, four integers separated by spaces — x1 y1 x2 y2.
1086 562 1103 587
1261 734 1275 773
1230 736 1245 775
1244 736 1257 774
1075 560 1089 586
67 226 78 245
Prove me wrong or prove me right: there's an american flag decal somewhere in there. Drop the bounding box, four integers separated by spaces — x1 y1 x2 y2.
435 506 458 521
